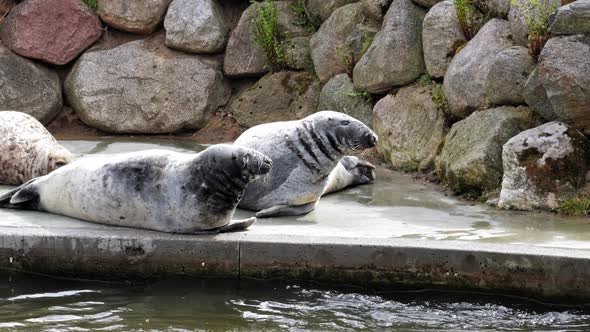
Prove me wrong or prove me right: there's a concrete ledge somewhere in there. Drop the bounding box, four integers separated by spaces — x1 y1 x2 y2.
0 227 589 302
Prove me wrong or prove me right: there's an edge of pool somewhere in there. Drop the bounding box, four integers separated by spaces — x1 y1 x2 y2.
0 225 589 303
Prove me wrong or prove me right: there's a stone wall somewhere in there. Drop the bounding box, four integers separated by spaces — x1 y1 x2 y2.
1 0 589 211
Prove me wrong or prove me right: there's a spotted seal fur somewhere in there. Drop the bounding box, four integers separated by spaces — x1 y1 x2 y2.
0 144 272 233
0 111 73 185
234 111 377 217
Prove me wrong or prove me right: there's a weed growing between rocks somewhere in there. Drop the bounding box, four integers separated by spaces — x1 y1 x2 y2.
291 0 320 33
454 0 484 39
336 90 373 102
82 0 97 11
511 0 558 59
559 194 590 216
253 0 288 72
336 33 374 79
419 72 450 118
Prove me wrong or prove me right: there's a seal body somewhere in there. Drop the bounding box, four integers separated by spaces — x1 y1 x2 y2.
322 156 376 195
0 145 272 233
234 111 378 217
0 111 73 185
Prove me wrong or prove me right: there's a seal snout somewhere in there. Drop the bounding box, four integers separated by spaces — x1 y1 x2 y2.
362 132 378 149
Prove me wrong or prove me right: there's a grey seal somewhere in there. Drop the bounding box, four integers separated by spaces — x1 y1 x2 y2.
0 111 73 185
322 156 376 195
0 144 272 233
234 111 378 217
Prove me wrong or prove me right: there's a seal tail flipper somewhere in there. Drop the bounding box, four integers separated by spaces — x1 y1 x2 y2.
217 217 256 233
0 178 40 209
255 202 316 218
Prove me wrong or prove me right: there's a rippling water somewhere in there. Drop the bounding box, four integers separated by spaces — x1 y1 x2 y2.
0 273 589 331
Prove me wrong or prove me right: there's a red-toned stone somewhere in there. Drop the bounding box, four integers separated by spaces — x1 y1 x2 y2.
0 0 102 65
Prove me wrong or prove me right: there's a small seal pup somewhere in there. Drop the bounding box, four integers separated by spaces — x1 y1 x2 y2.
0 111 73 185
234 111 378 217
0 144 272 233
322 156 376 195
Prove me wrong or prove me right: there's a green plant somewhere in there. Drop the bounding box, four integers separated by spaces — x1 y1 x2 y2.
336 90 373 102
253 0 288 72
82 0 97 10
454 0 484 40
291 0 320 33
419 71 432 87
336 45 355 78
511 0 558 59
559 194 590 216
417 71 450 115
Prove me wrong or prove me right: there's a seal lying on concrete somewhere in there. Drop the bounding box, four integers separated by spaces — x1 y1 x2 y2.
0 145 272 233
234 111 378 217
322 156 376 195
0 111 73 186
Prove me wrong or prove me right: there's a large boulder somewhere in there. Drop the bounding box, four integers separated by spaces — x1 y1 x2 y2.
284 36 314 71
353 0 426 93
525 35 590 133
0 46 62 124
549 0 590 35
473 0 511 17
310 3 379 83
509 0 560 47
164 0 228 53
97 0 171 34
374 83 447 172
0 0 102 65
422 0 467 79
485 46 535 106
412 0 443 7
443 19 513 119
498 122 589 211
230 71 321 128
318 74 373 127
65 37 230 134
362 0 394 21
435 106 538 195
224 1 312 78
307 0 357 22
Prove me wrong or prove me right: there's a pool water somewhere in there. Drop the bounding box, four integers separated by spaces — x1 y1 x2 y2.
0 272 589 331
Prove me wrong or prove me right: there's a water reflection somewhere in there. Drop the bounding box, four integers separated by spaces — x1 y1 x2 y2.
0 273 589 331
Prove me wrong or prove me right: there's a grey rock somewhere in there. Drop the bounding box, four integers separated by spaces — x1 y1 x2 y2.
509 0 560 47
318 74 373 127
374 83 447 172
523 68 557 121
0 46 62 124
422 0 467 79
97 0 172 34
353 0 426 93
224 1 312 78
164 0 228 53
474 0 511 17
362 0 394 21
412 0 443 7
485 46 535 106
499 122 589 211
310 3 379 83
549 0 590 35
435 106 538 195
529 35 590 133
285 36 314 71
65 37 230 134
307 0 358 21
443 19 513 118
230 71 321 128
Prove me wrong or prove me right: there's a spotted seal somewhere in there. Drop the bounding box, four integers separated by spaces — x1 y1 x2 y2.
322 156 376 195
0 144 272 233
234 111 378 217
0 111 73 185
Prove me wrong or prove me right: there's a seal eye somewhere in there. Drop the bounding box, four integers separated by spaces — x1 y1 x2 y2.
54 161 67 168
341 120 350 126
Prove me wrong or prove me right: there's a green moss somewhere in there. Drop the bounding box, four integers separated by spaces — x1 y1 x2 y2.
559 194 590 216
82 0 97 11
510 0 558 59
253 0 288 72
291 0 320 33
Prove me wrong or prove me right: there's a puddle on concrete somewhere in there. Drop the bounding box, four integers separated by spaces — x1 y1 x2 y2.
1 138 589 249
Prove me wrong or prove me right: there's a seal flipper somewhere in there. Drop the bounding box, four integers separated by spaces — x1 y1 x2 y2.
216 217 256 233
0 178 40 209
255 202 316 218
